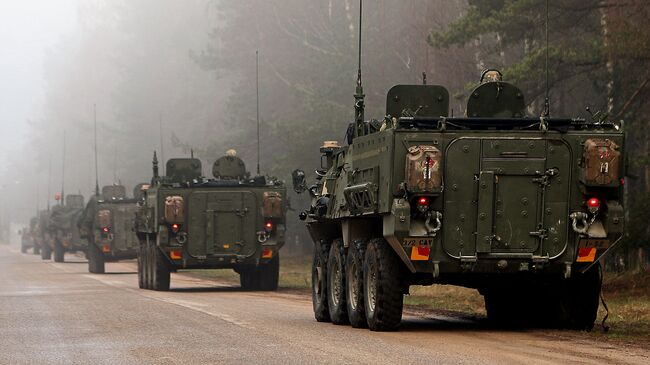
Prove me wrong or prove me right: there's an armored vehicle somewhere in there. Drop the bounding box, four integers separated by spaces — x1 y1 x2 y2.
45 194 88 262
293 71 626 331
20 217 39 254
135 152 286 291
36 209 54 260
79 185 141 273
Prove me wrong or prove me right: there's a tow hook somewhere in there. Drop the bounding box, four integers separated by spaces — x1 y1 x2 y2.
257 231 268 243
425 211 442 235
569 212 589 234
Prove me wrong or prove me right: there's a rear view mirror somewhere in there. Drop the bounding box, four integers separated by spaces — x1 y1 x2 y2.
291 169 307 194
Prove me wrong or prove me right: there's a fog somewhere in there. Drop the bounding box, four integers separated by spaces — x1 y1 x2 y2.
1 0 648 250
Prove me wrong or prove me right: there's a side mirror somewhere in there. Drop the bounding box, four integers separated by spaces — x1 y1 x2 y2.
291 169 307 194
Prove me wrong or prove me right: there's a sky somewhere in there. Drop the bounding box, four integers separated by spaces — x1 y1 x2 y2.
0 0 78 165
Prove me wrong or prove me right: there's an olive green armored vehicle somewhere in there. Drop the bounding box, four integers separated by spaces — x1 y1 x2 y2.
135 151 286 291
36 209 53 260
79 185 141 273
293 69 626 331
45 194 88 262
20 217 39 254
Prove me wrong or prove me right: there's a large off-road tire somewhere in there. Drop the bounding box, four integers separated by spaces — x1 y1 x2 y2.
558 264 602 330
258 254 280 291
151 245 170 291
53 241 65 263
346 239 367 328
363 238 404 331
240 266 259 291
137 244 146 289
41 244 52 260
88 244 105 274
312 239 331 322
327 239 348 325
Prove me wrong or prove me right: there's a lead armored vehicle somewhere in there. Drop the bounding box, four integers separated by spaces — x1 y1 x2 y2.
135 151 286 291
293 69 626 331
79 185 141 273
46 194 88 262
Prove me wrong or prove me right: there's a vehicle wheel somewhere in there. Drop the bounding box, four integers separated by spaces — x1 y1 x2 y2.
363 238 404 331
137 244 146 289
312 239 331 322
258 254 280 291
151 245 170 291
346 239 367 328
41 244 52 260
33 246 40 255
559 264 602 330
53 241 65 263
88 244 105 274
240 266 259 291
327 239 348 325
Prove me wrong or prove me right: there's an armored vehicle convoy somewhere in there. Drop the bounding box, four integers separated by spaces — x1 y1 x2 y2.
135 151 286 291
293 70 626 331
46 194 88 262
79 185 141 273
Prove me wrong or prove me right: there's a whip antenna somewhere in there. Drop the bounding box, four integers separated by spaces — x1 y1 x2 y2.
159 113 165 176
61 131 66 205
47 157 51 211
542 0 550 117
354 0 365 138
94 104 99 196
256 50 261 176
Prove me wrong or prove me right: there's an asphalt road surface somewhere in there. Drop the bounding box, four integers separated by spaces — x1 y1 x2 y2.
1 245 649 365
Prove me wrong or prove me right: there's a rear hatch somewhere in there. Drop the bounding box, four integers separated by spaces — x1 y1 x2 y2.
110 203 140 252
442 136 571 259
187 190 258 258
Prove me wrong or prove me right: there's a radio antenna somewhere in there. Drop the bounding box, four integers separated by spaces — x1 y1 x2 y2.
354 0 365 138
542 0 550 117
61 131 66 205
159 113 165 176
47 157 51 211
256 50 261 176
94 104 100 196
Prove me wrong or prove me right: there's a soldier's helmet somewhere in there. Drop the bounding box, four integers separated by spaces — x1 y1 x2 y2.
480 68 503 83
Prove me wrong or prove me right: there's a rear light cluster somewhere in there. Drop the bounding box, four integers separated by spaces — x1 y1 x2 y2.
586 197 600 213
264 221 274 233
415 196 431 214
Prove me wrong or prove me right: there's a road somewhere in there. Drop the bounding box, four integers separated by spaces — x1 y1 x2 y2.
1 244 648 365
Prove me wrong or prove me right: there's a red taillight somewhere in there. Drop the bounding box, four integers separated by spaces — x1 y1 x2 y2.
587 197 600 213
417 197 429 206
264 221 273 232
102 227 109 233
171 223 180 233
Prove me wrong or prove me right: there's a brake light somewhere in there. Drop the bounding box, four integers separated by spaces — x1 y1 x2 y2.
416 196 430 214
102 227 109 233
170 249 182 260
262 247 273 259
171 223 181 233
264 221 273 232
587 197 600 213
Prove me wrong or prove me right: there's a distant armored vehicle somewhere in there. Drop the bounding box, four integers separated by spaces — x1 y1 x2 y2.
20 217 39 254
135 152 286 291
293 70 626 331
36 209 53 260
45 194 88 262
79 185 141 273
